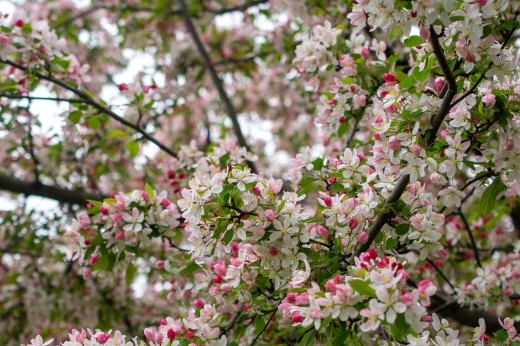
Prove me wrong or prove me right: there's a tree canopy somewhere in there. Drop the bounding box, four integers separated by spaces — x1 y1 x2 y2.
1 0 520 345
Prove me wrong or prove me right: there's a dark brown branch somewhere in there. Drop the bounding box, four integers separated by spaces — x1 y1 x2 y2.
251 306 278 346
451 23 518 107
220 304 244 337
0 173 104 205
178 0 257 173
205 0 268 14
353 26 459 258
458 211 482 268
0 59 178 159
0 93 85 103
431 292 520 333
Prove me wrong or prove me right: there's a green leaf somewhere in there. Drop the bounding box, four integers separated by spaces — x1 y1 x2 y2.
126 140 139 158
385 237 398 250
494 329 508 342
91 255 109 271
479 178 505 215
107 129 127 139
180 262 201 276
144 183 155 198
68 110 82 123
338 122 349 137
125 262 137 285
223 229 234 245
348 279 376 297
312 158 324 170
390 313 410 340
395 224 410 236
403 35 423 47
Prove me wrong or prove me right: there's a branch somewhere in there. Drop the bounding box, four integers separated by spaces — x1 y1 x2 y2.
251 306 278 346
0 93 85 103
219 304 244 337
451 23 518 107
458 211 482 268
178 0 257 173
430 292 520 333
0 59 178 159
205 0 268 14
353 26 458 258
0 174 104 205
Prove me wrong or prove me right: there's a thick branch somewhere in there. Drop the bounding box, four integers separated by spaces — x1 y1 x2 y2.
0 174 104 205
431 293 520 333
353 27 458 257
0 59 178 159
178 0 257 173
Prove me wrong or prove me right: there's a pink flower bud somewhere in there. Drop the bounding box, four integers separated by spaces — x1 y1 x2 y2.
474 0 487 5
144 328 155 341
88 255 98 265
96 333 110 344
160 198 171 208
327 177 337 184
325 280 336 293
323 197 332 207
193 299 205 308
317 226 330 237
167 328 177 340
383 73 397 86
466 52 475 62
482 93 496 106
292 315 304 323
100 205 109 215
115 232 125 240
388 139 401 150
117 83 129 92
348 218 359 229
82 268 91 279
269 246 278 256
296 292 309 305
286 293 297 303
435 77 445 92
361 47 370 58
421 315 433 322
155 260 165 270
251 185 261 196
357 232 368 243
379 90 389 98
185 331 194 339
265 209 275 222
269 178 283 194
14 19 24 28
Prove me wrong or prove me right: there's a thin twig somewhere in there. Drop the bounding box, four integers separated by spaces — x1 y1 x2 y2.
0 93 85 103
250 306 277 346
0 59 178 159
451 23 518 107
178 0 257 173
220 304 244 337
458 211 482 268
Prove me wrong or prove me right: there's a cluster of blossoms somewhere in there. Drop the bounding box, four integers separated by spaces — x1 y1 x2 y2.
177 164 314 289
142 305 226 346
294 21 341 73
455 241 520 310
278 250 437 337
24 329 139 346
66 188 180 273
316 80 369 131
0 15 89 89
